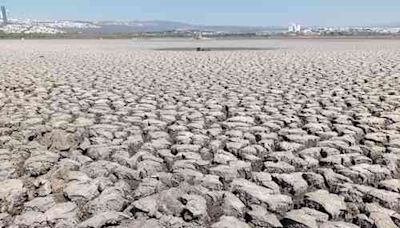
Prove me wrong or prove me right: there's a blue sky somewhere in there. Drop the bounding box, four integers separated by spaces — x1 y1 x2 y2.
2 0 400 26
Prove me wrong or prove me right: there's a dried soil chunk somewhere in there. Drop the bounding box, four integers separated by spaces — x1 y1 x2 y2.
304 190 346 219
211 216 251 228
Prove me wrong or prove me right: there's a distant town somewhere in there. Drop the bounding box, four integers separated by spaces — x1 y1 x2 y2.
1 5 400 39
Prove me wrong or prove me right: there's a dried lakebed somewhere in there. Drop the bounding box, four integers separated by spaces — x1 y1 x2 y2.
154 47 280 51
0 39 400 228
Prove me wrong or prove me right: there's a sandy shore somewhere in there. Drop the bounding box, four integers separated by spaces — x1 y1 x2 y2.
0 39 400 227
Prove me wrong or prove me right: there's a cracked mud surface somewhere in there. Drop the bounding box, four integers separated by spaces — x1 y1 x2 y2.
0 39 400 228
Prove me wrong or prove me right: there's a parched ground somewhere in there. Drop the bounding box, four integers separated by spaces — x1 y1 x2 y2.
0 39 400 228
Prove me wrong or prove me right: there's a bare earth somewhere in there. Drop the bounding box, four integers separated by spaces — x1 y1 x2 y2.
0 39 400 228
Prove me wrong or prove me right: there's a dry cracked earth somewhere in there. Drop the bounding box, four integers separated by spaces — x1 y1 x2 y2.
0 40 400 228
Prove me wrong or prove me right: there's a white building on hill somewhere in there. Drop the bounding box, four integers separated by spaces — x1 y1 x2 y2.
288 23 301 33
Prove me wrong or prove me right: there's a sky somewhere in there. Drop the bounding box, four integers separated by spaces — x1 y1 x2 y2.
1 0 400 27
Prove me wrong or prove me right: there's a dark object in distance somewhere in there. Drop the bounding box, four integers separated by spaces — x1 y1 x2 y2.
196 47 210 51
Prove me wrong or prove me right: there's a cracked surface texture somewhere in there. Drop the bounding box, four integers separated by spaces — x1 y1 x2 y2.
0 39 400 228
